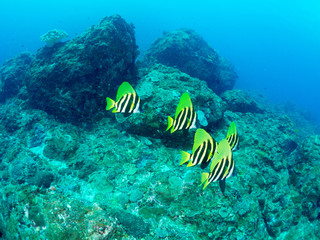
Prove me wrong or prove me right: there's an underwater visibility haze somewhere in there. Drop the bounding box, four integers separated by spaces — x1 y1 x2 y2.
1 0 320 121
0 0 320 239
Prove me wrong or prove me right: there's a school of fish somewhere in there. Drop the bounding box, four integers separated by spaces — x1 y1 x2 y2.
106 81 239 194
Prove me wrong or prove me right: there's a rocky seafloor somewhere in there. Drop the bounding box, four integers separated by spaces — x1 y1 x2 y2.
0 15 320 240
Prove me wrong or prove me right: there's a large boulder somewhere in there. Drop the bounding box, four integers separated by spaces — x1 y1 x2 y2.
142 29 237 94
299 135 320 163
221 89 264 113
26 15 138 123
117 64 227 138
0 52 33 102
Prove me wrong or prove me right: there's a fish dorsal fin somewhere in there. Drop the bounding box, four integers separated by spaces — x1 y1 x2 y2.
226 121 237 138
175 92 193 119
210 139 232 172
192 129 212 153
116 82 136 102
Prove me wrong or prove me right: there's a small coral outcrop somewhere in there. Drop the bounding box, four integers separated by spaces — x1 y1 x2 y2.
40 29 69 47
142 29 237 94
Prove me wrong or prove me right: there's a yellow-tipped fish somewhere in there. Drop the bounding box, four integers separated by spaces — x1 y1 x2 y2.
180 129 217 169
200 139 235 192
106 82 140 114
166 92 197 133
226 121 239 151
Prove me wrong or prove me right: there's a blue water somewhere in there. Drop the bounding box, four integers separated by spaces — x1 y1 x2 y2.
1 0 320 122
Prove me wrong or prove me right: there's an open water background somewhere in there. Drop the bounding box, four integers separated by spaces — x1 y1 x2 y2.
1 0 319 122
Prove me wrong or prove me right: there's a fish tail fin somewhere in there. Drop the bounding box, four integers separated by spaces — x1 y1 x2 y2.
180 151 191 165
166 116 174 131
106 97 115 111
200 172 210 189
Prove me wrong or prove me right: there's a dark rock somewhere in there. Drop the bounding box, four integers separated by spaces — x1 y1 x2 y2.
111 209 150 237
262 212 283 238
26 15 138 123
299 135 320 162
68 157 99 180
280 138 298 156
30 171 54 188
142 29 237 93
42 125 80 161
9 156 37 184
221 89 264 113
0 52 33 102
121 64 226 138
28 123 47 148
28 205 46 227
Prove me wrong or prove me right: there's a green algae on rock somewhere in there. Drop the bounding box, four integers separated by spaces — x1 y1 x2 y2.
221 89 264 113
121 64 227 138
0 52 33 102
26 15 138 124
142 29 237 94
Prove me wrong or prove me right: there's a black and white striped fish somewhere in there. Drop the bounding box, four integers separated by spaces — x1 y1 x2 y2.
166 92 197 133
106 82 140 114
180 128 217 169
226 121 239 151
200 139 235 191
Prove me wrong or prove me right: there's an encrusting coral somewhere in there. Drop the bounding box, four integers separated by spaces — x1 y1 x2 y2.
40 29 69 47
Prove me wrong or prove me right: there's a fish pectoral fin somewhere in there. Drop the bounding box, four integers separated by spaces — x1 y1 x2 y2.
201 172 209 182
200 172 210 189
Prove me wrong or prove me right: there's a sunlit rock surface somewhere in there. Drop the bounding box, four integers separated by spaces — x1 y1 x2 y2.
142 29 237 94
25 15 138 123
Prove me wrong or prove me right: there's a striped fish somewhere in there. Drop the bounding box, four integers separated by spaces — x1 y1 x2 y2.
200 139 235 192
166 92 197 134
180 129 217 169
106 82 140 114
226 121 239 151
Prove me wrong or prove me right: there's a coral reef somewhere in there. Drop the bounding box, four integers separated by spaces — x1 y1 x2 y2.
142 29 237 94
0 52 33 102
0 15 319 240
40 29 69 47
122 64 226 138
221 89 264 113
26 15 138 123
